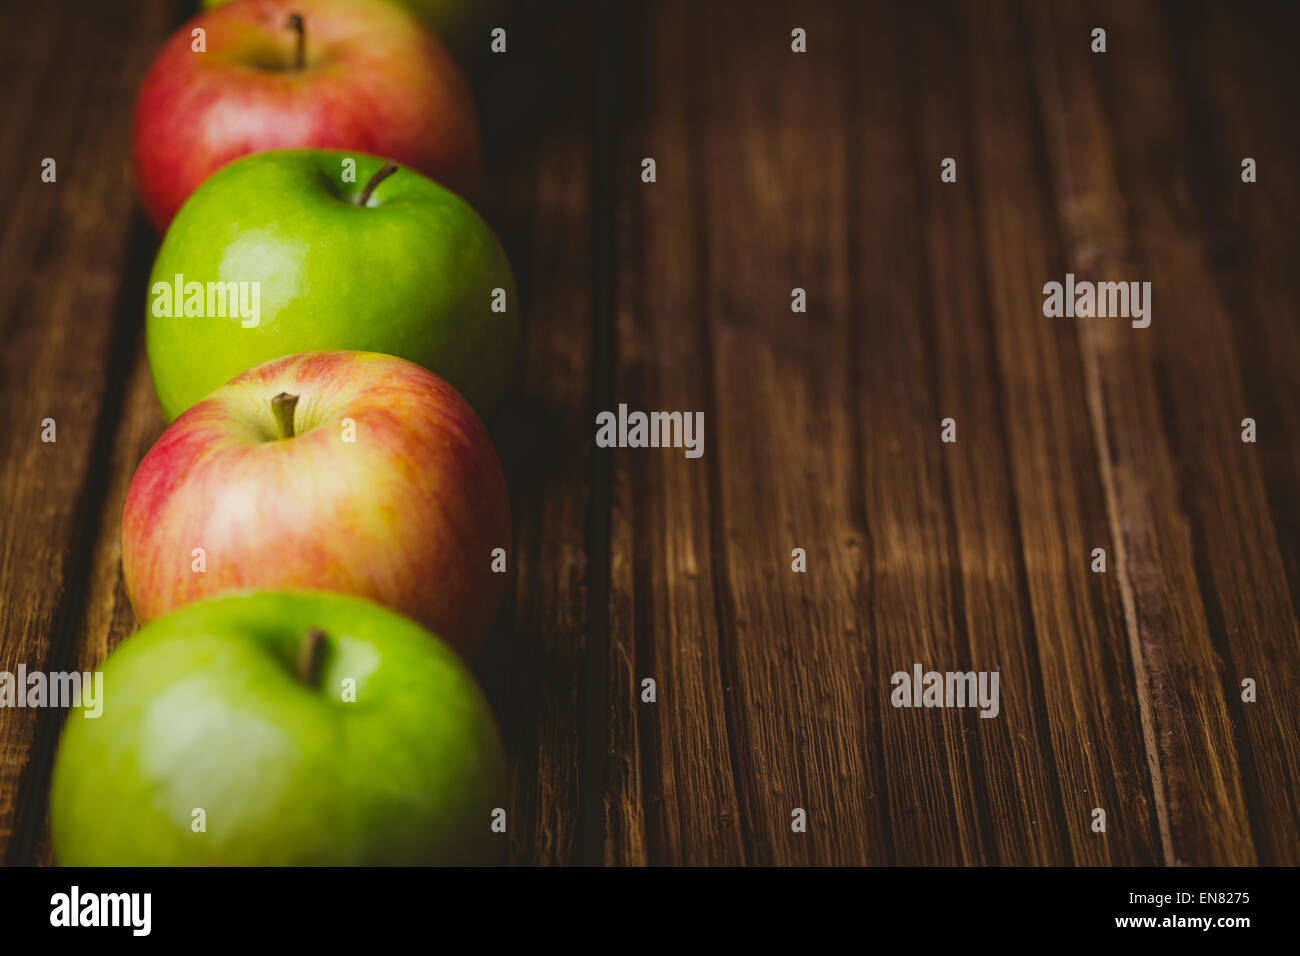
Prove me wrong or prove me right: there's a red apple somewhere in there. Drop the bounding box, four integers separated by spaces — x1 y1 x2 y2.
122 351 510 657
132 0 481 231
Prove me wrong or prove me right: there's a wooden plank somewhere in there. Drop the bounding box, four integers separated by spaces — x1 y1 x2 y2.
0 0 180 864
689 0 891 866
910 1 1079 864
1191 2 1300 637
25 335 165 866
603 0 750 865
958 0 1163 864
603 0 1168 865
1088 0 1300 863
850 1 1013 865
474 5 596 864
1021 0 1254 865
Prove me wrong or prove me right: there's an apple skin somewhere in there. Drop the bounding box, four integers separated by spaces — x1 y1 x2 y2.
146 149 518 422
201 0 500 53
134 0 481 231
123 351 511 658
49 590 506 865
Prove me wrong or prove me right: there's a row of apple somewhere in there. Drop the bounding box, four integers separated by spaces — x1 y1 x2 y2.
49 0 517 864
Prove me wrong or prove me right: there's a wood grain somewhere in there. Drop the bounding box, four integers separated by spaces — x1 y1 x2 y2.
1024 0 1256 867
0 0 1296 866
473 3 596 866
606 0 896 866
911 1 1080 865
1093 0 1300 863
0 0 182 865
959 0 1163 866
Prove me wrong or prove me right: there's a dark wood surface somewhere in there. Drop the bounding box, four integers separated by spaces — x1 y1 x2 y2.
1 0 1297 866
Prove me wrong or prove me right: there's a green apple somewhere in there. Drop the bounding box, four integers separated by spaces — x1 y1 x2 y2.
49 590 506 865
147 149 518 422
383 0 502 46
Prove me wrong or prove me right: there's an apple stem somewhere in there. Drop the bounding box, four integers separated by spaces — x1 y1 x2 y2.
286 13 305 70
271 392 299 439
357 163 400 206
297 629 327 688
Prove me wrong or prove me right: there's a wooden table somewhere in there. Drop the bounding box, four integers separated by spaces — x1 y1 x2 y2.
2 0 1297 866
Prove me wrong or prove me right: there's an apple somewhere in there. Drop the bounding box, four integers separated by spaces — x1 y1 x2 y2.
49 590 507 865
383 0 501 47
123 350 511 658
200 0 502 54
133 0 481 230
146 149 518 421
